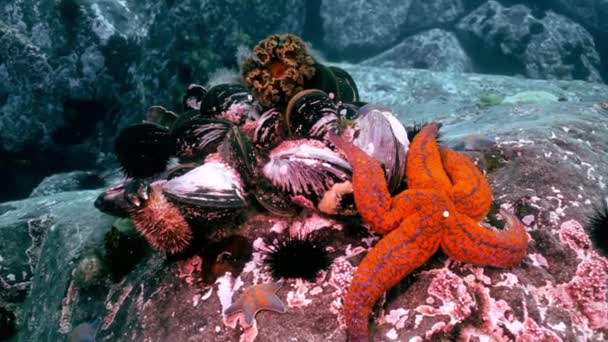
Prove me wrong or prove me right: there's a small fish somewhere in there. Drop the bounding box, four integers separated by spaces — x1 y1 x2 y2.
68 318 102 342
451 134 497 151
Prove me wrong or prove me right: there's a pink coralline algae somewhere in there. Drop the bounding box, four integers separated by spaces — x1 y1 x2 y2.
414 268 475 329
379 220 608 341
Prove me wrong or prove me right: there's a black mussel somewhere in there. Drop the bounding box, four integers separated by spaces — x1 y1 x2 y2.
285 89 338 140
95 182 132 217
171 118 231 163
252 108 286 149
352 104 409 193
337 101 368 121
252 179 300 217
182 84 207 111
219 121 257 180
114 123 174 178
327 66 360 103
162 160 247 223
262 139 352 209
199 84 261 125
145 106 179 129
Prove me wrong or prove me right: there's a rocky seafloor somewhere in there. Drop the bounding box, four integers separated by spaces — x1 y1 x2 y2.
1 64 608 341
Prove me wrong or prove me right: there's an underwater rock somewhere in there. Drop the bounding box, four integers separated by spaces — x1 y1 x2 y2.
4 62 608 342
29 171 105 198
321 0 414 55
456 1 602 82
362 28 472 73
321 0 464 57
556 0 608 33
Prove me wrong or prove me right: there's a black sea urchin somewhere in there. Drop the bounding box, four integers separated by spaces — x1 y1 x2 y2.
114 123 174 178
263 231 331 282
589 197 608 257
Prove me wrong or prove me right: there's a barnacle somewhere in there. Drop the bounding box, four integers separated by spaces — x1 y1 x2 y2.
241 34 316 108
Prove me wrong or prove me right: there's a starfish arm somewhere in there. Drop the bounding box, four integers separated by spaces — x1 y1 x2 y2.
406 123 452 191
441 209 528 268
439 146 493 221
344 215 443 342
328 131 406 234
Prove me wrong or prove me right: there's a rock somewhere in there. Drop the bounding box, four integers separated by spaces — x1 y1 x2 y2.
321 0 464 57
361 29 472 72
456 1 602 82
5 66 608 341
0 0 307 201
405 0 465 29
340 63 608 125
29 171 105 198
556 0 608 33
320 0 412 55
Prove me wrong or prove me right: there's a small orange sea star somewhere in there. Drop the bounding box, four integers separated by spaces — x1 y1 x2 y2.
329 123 528 341
224 282 287 326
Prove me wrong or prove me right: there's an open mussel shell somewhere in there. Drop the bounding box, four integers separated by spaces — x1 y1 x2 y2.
285 89 338 140
200 84 261 125
182 84 207 111
162 161 247 222
252 108 285 149
171 117 231 163
252 179 300 217
353 104 409 193
262 139 352 207
114 123 174 179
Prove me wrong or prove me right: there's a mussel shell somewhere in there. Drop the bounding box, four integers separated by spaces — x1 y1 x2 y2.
200 84 261 125
337 102 367 120
353 104 409 193
306 63 339 98
219 123 257 180
171 118 230 163
252 179 300 217
145 106 178 129
285 89 338 140
182 84 207 111
114 123 174 178
162 161 247 222
262 139 352 205
94 182 131 217
328 66 359 103
252 108 285 149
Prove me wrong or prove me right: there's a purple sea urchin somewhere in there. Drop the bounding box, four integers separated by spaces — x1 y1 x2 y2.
263 231 331 281
241 34 316 108
589 196 608 257
114 123 174 178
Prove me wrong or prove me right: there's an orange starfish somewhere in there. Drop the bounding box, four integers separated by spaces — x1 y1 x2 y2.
329 123 528 341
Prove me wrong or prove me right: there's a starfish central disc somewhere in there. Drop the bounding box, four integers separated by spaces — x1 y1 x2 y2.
328 124 528 341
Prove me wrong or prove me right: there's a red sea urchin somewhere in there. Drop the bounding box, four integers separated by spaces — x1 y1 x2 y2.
241 34 316 108
263 231 331 282
129 182 193 254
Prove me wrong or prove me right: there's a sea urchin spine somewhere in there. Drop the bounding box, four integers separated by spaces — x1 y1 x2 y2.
263 231 331 282
129 182 193 254
589 196 608 257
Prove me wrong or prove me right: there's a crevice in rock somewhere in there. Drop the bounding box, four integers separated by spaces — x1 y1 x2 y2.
302 0 324 51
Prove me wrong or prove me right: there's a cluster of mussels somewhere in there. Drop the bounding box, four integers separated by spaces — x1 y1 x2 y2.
95 33 410 254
